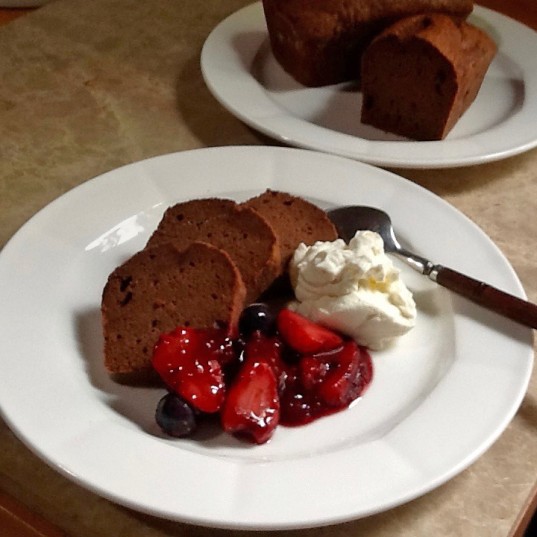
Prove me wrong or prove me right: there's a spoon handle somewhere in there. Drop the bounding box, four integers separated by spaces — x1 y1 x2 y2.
432 265 537 329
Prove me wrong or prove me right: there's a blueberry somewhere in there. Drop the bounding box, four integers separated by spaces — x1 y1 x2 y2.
239 303 275 338
155 392 197 438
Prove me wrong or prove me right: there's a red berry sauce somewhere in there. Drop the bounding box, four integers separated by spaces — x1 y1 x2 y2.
279 344 373 426
152 308 374 444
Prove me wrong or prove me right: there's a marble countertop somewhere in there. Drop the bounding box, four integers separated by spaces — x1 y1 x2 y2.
0 1 536 536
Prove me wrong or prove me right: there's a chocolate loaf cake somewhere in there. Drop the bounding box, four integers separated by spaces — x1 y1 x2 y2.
147 202 280 303
262 0 474 87
102 242 246 376
360 13 497 140
243 190 338 270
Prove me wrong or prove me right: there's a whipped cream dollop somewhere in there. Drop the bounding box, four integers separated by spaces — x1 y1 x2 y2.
289 231 416 350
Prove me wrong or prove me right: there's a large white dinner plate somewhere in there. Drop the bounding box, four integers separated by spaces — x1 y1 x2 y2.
0 146 533 530
201 3 537 169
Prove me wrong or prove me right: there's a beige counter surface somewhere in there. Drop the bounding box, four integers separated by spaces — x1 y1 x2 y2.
0 1 536 536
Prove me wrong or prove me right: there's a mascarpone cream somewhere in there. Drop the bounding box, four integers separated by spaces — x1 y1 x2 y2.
289 230 416 350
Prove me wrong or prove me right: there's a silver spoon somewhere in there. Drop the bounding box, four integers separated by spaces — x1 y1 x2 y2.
328 206 537 329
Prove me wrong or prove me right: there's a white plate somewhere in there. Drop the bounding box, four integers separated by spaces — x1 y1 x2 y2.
0 146 533 530
201 3 537 169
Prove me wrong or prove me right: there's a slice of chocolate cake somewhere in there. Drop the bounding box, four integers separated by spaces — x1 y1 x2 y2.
147 203 281 303
147 197 238 231
101 241 246 377
243 190 338 271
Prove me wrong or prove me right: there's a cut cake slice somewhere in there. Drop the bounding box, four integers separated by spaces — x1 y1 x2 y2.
101 241 246 377
146 201 281 303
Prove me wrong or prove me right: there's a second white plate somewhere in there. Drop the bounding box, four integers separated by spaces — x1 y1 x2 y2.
201 2 537 168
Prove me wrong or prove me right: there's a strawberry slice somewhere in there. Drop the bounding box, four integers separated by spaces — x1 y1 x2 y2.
299 354 330 391
152 327 234 413
221 358 280 444
243 331 288 392
276 309 343 354
317 340 369 408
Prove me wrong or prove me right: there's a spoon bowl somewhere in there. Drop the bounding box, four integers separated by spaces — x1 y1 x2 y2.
328 206 398 246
